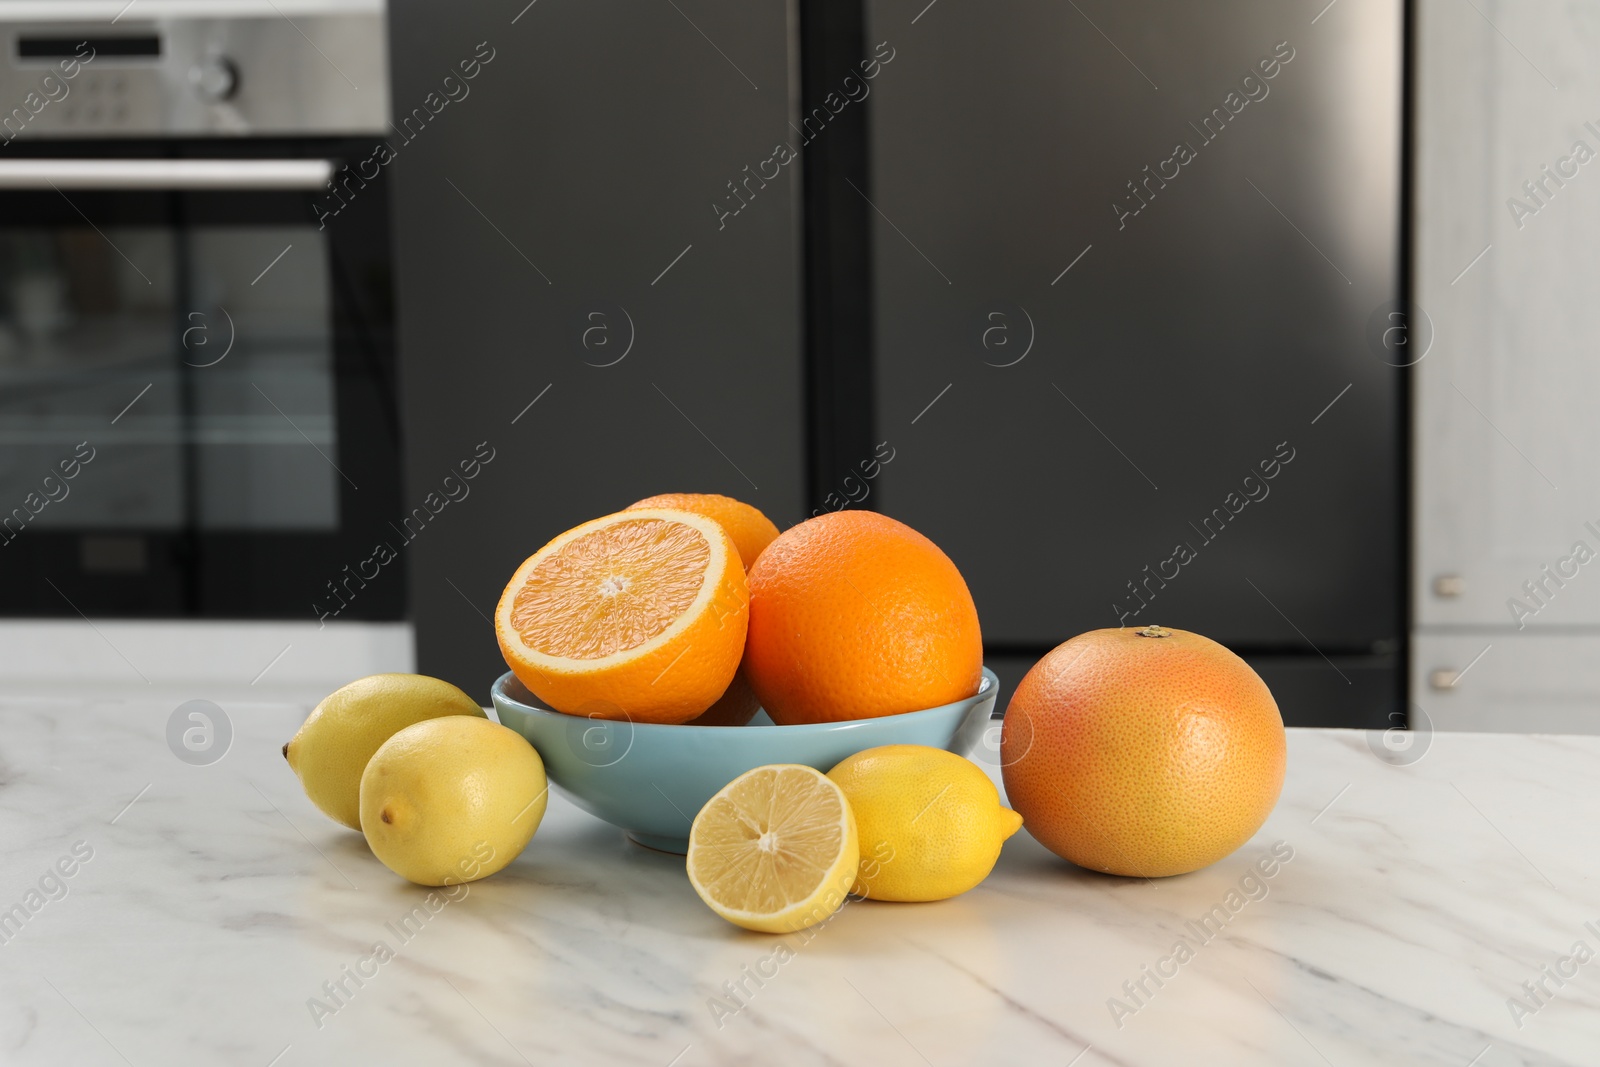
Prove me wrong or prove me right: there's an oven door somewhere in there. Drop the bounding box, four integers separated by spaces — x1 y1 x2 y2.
0 139 403 620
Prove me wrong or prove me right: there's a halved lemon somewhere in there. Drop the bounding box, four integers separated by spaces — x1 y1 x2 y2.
495 508 748 724
687 764 859 934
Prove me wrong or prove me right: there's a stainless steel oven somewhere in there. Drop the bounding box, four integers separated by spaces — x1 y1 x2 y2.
0 1 406 620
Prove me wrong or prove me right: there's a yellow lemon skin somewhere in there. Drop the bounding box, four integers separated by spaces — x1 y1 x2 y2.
284 674 487 830
827 745 1023 902
359 716 548 887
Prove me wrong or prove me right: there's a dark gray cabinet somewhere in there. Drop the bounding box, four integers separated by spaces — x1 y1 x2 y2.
388 0 805 695
863 0 1406 724
390 0 1407 726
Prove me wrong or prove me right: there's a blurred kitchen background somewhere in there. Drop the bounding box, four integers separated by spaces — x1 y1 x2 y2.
0 0 1589 734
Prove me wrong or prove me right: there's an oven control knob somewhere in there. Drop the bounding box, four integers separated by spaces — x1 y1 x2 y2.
189 58 238 102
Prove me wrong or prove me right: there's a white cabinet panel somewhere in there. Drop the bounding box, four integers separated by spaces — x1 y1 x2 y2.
1415 0 1600 628
1411 631 1600 734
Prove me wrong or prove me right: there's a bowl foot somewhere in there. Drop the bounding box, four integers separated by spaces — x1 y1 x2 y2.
626 831 690 855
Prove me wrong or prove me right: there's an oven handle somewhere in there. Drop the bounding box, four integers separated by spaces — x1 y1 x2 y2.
0 158 336 190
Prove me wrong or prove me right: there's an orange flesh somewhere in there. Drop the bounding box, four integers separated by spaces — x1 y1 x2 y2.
509 518 711 659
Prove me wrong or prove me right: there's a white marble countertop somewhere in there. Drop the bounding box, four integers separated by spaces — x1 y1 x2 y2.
1 686 1596 1067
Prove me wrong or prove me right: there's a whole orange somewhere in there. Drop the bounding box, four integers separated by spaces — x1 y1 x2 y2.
1001 625 1285 877
744 510 982 724
628 493 780 572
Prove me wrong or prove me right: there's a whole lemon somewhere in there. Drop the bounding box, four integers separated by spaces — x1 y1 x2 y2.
359 716 548 886
284 674 487 829
827 745 1022 902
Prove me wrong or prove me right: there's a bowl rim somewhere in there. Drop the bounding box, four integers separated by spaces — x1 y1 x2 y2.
490 666 997 734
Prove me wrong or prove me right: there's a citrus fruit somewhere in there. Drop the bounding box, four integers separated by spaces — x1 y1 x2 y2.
283 674 487 830
627 492 780 571
628 493 776 727
684 668 761 727
495 509 748 724
827 745 1022 901
687 764 859 933
1000 625 1286 878
359 716 548 887
743 510 982 724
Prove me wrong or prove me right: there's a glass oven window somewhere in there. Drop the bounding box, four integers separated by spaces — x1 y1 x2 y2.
0 222 338 532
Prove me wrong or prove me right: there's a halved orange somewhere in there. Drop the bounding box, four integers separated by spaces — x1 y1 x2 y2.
495 509 748 724
629 493 778 727
687 764 859 933
627 492 781 571
685 668 761 727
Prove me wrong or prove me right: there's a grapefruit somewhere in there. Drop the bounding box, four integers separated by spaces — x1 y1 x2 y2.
1000 625 1285 877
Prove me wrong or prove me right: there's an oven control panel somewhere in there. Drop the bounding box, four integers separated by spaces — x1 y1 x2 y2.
0 3 388 138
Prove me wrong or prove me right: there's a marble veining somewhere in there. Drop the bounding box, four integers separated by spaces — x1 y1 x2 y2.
0 687 1597 1066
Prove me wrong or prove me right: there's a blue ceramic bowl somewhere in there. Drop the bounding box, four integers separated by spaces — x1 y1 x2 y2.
490 667 998 854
